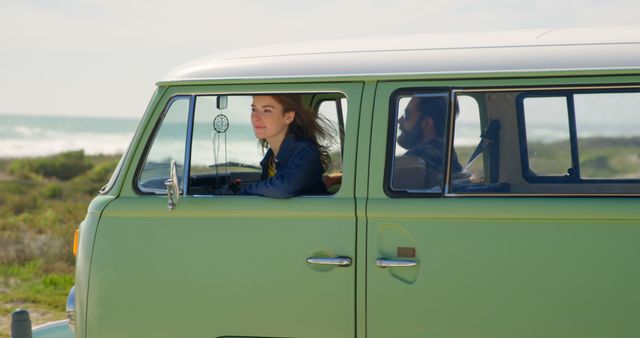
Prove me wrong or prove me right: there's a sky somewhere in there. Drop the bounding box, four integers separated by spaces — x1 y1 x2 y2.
1 0 639 118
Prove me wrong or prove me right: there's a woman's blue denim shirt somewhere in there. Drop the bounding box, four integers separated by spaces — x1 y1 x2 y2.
238 135 328 198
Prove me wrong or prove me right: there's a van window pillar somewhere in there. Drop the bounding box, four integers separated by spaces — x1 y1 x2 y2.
566 94 580 180
183 95 196 195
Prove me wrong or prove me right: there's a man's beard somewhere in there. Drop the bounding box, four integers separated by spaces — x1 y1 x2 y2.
397 125 422 150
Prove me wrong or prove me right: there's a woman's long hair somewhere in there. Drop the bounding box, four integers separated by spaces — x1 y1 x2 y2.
259 95 332 171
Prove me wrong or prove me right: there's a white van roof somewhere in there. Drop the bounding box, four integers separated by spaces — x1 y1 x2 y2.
161 26 640 83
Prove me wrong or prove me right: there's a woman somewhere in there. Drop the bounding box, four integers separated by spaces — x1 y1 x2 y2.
237 95 331 198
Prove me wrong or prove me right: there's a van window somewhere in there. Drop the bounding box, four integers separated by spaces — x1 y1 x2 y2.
574 92 640 179
317 99 347 175
520 90 640 182
449 87 640 195
188 95 262 195
137 96 190 193
453 95 484 182
521 96 573 177
387 92 451 194
188 94 346 196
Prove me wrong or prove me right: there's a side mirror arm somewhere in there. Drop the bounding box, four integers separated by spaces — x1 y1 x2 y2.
164 160 180 211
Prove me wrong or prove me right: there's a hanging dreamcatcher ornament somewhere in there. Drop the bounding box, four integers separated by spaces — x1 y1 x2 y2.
213 114 229 133
212 113 230 179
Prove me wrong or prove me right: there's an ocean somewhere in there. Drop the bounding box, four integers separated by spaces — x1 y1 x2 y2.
0 114 140 158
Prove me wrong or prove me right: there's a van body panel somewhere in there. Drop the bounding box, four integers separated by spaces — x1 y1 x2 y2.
365 79 640 337
354 81 378 338
365 198 640 338
85 83 364 338
88 197 356 338
74 195 115 338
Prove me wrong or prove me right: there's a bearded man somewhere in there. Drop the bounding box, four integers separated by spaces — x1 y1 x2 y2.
396 96 464 188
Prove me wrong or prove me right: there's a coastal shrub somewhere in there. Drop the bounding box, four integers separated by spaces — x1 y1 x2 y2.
0 158 10 169
88 161 118 184
42 182 64 199
0 152 104 270
2 157 117 256
70 160 118 195
0 228 72 268
0 179 29 195
8 195 41 215
0 152 121 333
8 150 93 180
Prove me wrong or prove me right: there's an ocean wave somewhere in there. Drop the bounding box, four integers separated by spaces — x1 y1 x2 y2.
0 132 134 158
11 126 47 138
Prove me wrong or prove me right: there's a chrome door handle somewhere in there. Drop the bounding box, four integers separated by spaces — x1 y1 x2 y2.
376 258 417 268
306 257 352 267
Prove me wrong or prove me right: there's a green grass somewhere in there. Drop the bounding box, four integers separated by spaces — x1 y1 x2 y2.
0 260 74 315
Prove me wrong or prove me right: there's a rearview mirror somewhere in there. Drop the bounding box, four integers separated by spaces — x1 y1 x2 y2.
217 96 228 110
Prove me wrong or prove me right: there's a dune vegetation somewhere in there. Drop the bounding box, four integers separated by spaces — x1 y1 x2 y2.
0 151 119 337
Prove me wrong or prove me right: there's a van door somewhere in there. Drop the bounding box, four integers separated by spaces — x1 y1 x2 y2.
87 83 363 338
366 80 640 338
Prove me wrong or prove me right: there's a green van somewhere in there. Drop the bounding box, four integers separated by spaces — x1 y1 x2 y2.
37 26 640 338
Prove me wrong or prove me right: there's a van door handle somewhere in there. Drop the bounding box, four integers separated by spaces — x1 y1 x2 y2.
376 258 417 268
306 257 352 267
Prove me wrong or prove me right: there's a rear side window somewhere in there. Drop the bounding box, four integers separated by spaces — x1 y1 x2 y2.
453 95 484 184
519 90 640 183
449 86 640 195
521 96 573 177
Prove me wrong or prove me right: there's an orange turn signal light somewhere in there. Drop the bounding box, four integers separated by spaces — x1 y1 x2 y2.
73 229 79 256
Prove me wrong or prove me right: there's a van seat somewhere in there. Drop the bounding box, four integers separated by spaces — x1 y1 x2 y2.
392 156 428 190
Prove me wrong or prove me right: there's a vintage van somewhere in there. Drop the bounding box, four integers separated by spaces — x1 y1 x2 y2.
31 26 640 338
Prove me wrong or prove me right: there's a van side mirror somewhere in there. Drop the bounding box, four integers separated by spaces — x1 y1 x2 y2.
164 160 180 211
217 96 228 110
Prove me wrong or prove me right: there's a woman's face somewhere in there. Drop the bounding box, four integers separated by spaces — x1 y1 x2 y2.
251 96 295 143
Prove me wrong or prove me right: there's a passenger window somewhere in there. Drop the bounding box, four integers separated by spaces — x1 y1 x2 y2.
317 99 346 173
450 95 485 190
521 96 573 177
574 92 640 179
188 94 346 196
520 90 640 183
317 99 347 193
388 93 451 193
451 93 510 194
137 97 190 193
